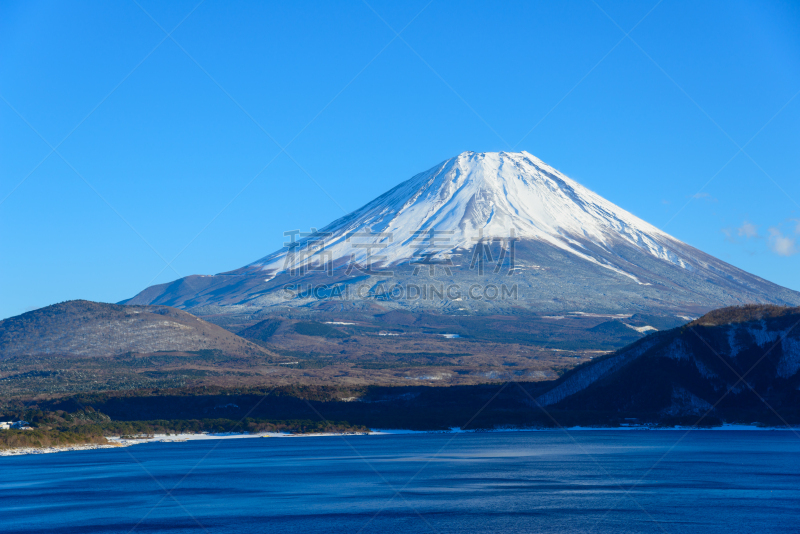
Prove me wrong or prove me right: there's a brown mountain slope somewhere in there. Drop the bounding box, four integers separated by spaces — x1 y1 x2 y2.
0 300 271 359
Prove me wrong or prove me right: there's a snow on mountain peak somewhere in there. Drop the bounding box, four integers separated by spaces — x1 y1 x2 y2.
251 151 690 278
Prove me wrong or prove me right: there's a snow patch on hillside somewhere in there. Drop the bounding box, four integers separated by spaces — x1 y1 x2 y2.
777 336 800 378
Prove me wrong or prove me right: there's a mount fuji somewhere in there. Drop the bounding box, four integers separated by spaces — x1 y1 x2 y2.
125 151 800 319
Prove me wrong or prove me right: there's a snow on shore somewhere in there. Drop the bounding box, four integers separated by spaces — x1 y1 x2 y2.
108 430 370 446
0 443 125 456
0 431 371 456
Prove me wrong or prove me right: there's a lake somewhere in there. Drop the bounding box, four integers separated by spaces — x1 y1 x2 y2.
2 431 799 533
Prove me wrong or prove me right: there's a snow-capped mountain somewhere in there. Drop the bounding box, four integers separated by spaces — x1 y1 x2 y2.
125 151 800 317
252 151 686 284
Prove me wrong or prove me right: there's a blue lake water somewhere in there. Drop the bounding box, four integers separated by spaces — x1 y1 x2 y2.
2 431 799 533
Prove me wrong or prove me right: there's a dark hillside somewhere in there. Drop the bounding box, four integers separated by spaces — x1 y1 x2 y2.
536 305 800 422
690 304 800 327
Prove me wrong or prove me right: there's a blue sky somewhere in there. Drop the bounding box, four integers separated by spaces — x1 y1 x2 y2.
1 0 799 320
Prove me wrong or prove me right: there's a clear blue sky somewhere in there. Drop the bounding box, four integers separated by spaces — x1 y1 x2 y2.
2 0 799 319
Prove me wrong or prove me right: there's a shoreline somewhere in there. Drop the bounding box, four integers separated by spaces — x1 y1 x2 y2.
0 443 125 456
2 423 795 456
372 423 800 434
0 431 374 456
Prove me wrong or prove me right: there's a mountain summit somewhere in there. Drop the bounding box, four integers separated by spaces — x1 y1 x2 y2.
252 151 684 283
125 151 800 318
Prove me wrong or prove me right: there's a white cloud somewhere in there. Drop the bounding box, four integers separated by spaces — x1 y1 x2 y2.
768 228 799 257
692 192 717 202
737 221 759 239
721 228 736 243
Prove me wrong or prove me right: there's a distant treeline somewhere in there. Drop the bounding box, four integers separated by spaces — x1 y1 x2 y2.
98 418 365 437
0 406 369 450
0 429 109 450
2 383 749 437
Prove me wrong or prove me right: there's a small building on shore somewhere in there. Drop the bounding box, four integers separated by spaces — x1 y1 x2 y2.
0 421 31 430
